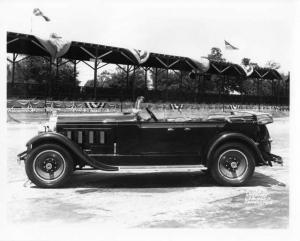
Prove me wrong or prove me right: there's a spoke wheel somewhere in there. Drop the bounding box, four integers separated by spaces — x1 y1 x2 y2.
25 144 73 188
210 142 255 186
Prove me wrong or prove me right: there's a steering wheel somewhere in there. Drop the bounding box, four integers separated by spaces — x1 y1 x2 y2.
145 107 158 122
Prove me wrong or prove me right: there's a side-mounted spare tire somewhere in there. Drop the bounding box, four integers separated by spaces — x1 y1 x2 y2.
209 142 255 186
25 144 74 188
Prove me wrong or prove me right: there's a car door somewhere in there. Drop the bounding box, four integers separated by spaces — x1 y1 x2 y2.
136 122 200 165
112 121 198 166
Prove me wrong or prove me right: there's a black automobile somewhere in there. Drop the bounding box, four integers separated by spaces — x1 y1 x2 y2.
18 97 282 188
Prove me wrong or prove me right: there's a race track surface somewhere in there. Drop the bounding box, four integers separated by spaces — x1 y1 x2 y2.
6 117 289 228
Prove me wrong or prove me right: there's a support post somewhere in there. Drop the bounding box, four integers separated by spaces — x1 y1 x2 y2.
288 72 290 98
257 79 260 111
144 68 147 88
11 53 16 87
222 76 225 111
286 81 288 106
203 74 206 103
144 68 148 99
73 60 77 87
284 79 287 98
217 77 221 105
73 60 77 99
286 72 290 105
260 79 263 108
132 66 136 101
197 74 201 103
200 74 205 103
49 57 52 98
126 65 129 92
166 69 169 101
240 77 244 105
180 71 183 102
277 79 280 106
179 71 183 89
94 48 98 100
56 59 59 77
55 59 59 98
271 79 274 104
155 68 158 91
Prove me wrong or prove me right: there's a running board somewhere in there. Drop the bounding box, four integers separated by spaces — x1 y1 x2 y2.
81 165 207 173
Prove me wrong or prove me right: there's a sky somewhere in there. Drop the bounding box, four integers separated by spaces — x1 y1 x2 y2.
1 0 296 85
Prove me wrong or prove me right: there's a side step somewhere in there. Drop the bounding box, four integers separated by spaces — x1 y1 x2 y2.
81 165 207 173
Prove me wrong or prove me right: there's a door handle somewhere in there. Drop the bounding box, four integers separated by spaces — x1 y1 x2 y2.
184 128 191 131
84 149 92 153
167 128 175 131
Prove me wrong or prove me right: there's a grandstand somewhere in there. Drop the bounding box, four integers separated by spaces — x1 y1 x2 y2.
7 31 289 111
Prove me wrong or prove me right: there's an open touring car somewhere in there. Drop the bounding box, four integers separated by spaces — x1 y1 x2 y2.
17 97 282 188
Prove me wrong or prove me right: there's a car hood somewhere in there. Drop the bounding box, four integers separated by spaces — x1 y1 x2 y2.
56 112 137 123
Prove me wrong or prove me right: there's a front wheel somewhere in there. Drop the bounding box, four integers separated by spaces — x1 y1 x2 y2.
210 142 255 186
25 144 74 188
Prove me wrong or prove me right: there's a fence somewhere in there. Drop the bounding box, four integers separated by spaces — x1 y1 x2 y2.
7 83 289 106
7 99 289 114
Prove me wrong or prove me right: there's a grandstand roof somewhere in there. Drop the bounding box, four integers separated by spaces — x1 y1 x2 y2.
248 66 282 80
7 31 281 79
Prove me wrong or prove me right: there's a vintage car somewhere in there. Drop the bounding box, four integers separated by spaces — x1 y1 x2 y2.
17 96 282 188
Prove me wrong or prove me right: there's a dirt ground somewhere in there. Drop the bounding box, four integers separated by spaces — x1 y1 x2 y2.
6 117 289 228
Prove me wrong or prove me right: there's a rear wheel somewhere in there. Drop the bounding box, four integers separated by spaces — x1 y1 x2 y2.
210 142 255 186
25 144 74 188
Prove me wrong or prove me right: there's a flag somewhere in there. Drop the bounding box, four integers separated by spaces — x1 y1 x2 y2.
33 8 50 22
225 40 238 50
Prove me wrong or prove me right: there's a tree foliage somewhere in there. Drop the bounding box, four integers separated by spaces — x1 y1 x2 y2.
8 49 287 101
85 67 147 89
7 56 79 86
241 57 258 67
207 47 226 62
265 60 281 70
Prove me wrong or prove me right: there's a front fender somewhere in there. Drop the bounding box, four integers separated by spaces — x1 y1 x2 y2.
205 132 267 166
26 132 118 171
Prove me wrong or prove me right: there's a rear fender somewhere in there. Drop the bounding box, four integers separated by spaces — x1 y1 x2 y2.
205 132 267 167
26 132 118 171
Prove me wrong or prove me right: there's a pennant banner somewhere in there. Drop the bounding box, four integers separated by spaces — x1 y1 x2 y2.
240 63 254 76
36 33 71 59
85 102 106 109
128 49 150 64
6 100 289 113
190 58 210 73
170 103 184 112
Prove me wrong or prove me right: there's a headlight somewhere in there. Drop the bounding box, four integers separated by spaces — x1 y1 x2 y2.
38 115 57 134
